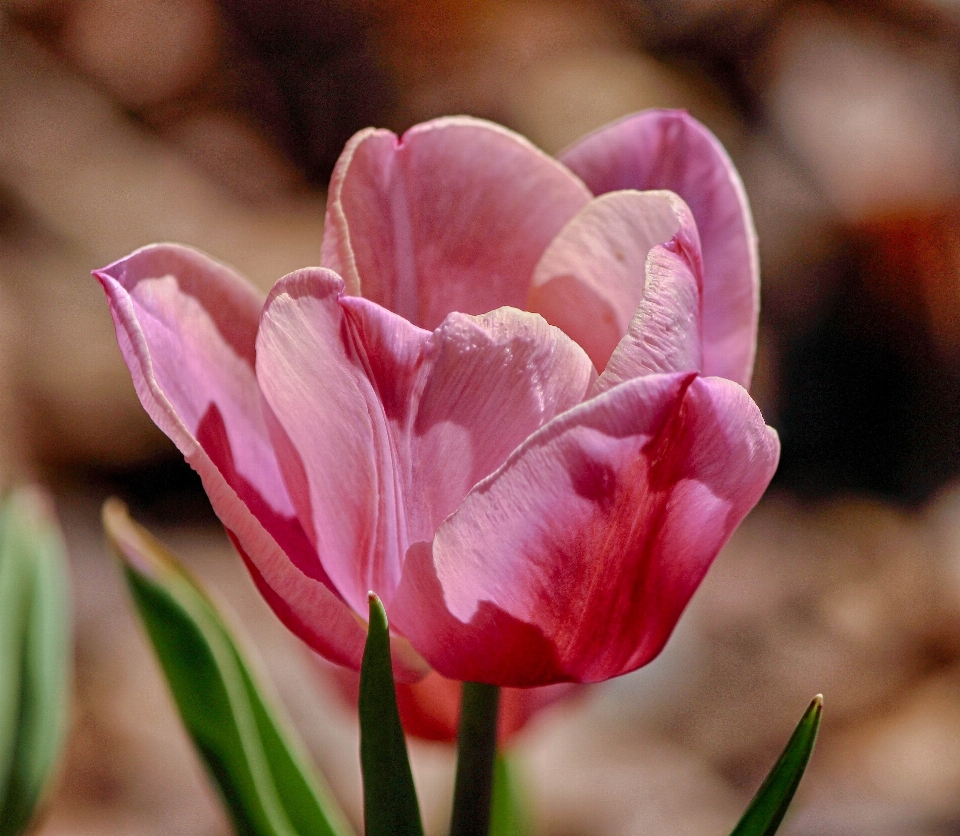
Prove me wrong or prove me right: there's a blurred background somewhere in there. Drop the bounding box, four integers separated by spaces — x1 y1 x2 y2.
3 0 960 833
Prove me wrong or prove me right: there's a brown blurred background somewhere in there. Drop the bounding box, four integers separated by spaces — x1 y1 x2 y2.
4 0 960 834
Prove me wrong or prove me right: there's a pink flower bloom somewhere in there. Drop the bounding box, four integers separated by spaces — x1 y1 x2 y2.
96 110 778 689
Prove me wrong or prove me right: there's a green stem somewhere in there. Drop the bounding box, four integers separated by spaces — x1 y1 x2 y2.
449 682 500 836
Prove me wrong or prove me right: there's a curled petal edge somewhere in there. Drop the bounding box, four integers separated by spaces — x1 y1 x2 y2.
560 109 759 389
95 249 428 680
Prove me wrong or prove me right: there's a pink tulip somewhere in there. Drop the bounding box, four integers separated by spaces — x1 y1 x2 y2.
96 110 778 690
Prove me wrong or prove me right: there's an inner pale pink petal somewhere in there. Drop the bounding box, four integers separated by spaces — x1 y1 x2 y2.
560 110 759 388
402 307 596 538
529 190 699 372
255 268 429 614
390 373 779 686
591 244 703 396
321 116 591 327
332 297 596 571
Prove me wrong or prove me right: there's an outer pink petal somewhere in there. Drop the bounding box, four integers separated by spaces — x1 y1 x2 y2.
321 116 591 328
255 269 594 613
390 373 780 686
560 110 759 388
529 189 703 375
94 244 368 670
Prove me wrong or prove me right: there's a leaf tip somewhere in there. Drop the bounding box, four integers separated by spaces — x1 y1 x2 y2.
101 496 128 530
102 497 135 564
808 694 824 719
102 498 173 580
366 592 388 632
3 484 61 535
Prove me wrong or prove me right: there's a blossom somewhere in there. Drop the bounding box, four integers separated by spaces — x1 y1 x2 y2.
96 110 779 689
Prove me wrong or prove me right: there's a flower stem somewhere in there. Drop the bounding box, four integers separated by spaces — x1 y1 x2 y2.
449 682 501 836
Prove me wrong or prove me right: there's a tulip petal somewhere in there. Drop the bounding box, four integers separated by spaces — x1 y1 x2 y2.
391 373 780 686
529 189 703 375
255 268 423 615
560 110 759 387
592 253 703 395
256 270 595 612
94 245 368 670
402 306 596 539
321 117 591 329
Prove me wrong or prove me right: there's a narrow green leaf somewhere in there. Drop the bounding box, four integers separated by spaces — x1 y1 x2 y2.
0 487 72 836
489 754 527 836
103 500 353 836
729 695 823 836
450 682 500 836
0 500 29 826
358 594 423 836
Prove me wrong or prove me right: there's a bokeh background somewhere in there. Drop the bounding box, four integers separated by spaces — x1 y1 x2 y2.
3 0 960 833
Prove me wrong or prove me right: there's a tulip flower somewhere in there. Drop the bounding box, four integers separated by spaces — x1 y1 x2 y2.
95 109 779 692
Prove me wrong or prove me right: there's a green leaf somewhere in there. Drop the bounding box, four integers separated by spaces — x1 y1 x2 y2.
103 499 353 836
0 487 72 836
358 594 423 836
729 695 823 836
489 754 527 836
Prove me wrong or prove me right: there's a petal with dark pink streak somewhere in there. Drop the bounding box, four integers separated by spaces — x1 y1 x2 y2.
94 244 368 670
391 373 779 686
